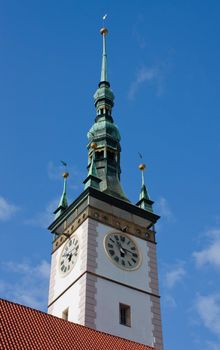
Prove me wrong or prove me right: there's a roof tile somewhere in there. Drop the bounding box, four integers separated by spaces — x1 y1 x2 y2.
1 298 155 350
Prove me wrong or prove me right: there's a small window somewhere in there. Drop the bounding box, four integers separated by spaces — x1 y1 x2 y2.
107 151 115 162
119 303 131 327
95 150 104 160
62 308 69 321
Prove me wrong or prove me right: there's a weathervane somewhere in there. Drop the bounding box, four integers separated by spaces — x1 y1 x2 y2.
102 13 107 25
138 152 146 187
60 160 69 179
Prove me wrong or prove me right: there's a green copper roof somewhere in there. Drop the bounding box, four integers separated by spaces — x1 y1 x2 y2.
93 28 114 114
101 30 107 82
136 168 153 212
84 151 101 190
88 118 121 143
54 174 69 219
85 27 129 203
93 84 114 107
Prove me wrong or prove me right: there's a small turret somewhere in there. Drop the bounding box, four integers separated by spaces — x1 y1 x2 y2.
136 164 154 212
83 142 101 190
54 172 69 219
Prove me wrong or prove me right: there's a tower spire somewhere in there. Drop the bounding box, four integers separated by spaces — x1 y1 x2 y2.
100 27 108 83
87 25 128 202
54 172 69 219
136 164 153 212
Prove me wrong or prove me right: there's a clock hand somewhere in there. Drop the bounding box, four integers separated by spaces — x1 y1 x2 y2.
62 246 77 258
68 253 73 262
115 241 126 257
116 240 123 249
122 248 135 255
115 239 135 256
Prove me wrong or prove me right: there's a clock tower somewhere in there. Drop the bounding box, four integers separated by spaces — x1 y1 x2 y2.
48 26 163 350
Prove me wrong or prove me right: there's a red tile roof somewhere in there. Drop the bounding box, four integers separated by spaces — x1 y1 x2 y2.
1 298 155 350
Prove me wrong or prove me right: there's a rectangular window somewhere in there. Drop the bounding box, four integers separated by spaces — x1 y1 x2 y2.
62 308 69 321
119 303 131 327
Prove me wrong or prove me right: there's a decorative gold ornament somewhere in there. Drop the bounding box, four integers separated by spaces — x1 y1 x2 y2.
63 172 69 178
139 163 146 171
100 27 108 36
90 142 97 149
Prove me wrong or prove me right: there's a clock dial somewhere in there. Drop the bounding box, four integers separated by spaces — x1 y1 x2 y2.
104 233 141 270
59 235 80 277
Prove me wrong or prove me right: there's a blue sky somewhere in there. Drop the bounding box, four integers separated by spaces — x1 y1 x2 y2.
0 1 220 349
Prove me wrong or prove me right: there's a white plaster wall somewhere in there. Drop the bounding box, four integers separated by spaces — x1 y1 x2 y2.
91 220 150 292
48 281 82 322
48 220 88 306
48 216 160 348
95 277 154 346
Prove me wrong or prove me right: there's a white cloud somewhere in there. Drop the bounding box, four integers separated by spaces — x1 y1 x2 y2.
206 340 220 350
36 260 51 279
1 259 50 310
156 197 174 222
2 260 50 279
128 66 160 100
164 265 186 289
24 199 58 228
193 229 220 269
0 196 19 221
195 294 220 337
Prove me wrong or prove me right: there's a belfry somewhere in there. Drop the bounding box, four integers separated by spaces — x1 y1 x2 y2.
48 26 163 350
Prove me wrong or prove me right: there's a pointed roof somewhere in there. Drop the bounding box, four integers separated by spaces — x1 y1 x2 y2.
1 298 155 350
86 26 129 203
100 27 108 83
136 164 154 213
84 143 101 190
94 27 114 111
54 172 69 218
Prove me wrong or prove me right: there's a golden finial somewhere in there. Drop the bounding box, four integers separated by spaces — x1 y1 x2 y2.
100 27 108 36
63 172 69 178
90 142 97 149
139 163 146 171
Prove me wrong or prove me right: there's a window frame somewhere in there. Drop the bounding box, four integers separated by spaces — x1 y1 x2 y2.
119 303 131 327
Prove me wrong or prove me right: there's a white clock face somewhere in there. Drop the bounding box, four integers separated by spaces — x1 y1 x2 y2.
104 232 141 271
59 235 79 277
